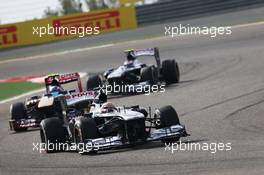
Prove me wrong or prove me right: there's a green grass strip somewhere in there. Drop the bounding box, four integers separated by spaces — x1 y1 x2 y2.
0 82 43 101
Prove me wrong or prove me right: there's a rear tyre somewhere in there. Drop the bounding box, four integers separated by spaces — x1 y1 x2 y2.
86 75 102 90
74 117 99 154
162 59 180 84
10 102 28 132
140 66 158 85
40 117 66 153
155 105 180 143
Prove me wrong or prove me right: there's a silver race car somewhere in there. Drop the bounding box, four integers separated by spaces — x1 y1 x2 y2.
39 101 189 154
86 47 180 94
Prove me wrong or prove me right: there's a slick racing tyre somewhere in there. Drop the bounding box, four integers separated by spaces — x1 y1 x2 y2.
10 102 28 132
140 66 158 85
40 117 66 153
74 117 99 154
162 59 180 84
86 75 102 90
155 105 180 143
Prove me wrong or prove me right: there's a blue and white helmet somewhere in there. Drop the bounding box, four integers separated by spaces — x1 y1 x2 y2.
50 86 63 96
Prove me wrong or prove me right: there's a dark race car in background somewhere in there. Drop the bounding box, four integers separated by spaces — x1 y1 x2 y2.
86 47 180 94
9 73 106 132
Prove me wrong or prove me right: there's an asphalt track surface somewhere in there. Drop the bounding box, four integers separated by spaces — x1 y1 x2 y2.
1 8 264 175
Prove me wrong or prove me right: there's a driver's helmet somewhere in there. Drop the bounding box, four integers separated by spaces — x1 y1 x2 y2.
101 102 117 113
125 50 136 61
127 51 136 61
50 86 64 96
124 50 136 67
127 53 136 61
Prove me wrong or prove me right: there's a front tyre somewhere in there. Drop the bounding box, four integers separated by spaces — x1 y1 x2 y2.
10 102 28 132
155 105 180 143
74 117 99 154
40 117 66 153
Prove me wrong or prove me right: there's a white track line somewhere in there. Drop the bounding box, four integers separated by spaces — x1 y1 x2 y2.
0 44 114 65
1 21 264 65
0 88 45 105
231 21 264 29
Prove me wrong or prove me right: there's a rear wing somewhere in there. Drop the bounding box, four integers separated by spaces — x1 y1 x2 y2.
129 48 158 56
125 47 161 76
45 72 83 93
125 47 160 66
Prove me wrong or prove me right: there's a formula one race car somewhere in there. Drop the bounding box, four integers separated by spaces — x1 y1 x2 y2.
39 102 189 154
9 73 107 132
86 47 180 94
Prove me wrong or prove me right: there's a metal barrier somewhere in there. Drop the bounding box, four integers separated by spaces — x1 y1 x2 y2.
136 0 264 25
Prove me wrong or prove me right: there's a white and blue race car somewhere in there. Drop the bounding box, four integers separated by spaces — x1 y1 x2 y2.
39 102 189 154
86 47 180 94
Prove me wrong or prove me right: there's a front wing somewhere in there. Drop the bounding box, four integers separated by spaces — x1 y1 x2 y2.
9 119 40 130
82 124 189 152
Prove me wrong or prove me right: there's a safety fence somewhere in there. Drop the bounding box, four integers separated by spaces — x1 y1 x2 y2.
136 0 264 25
